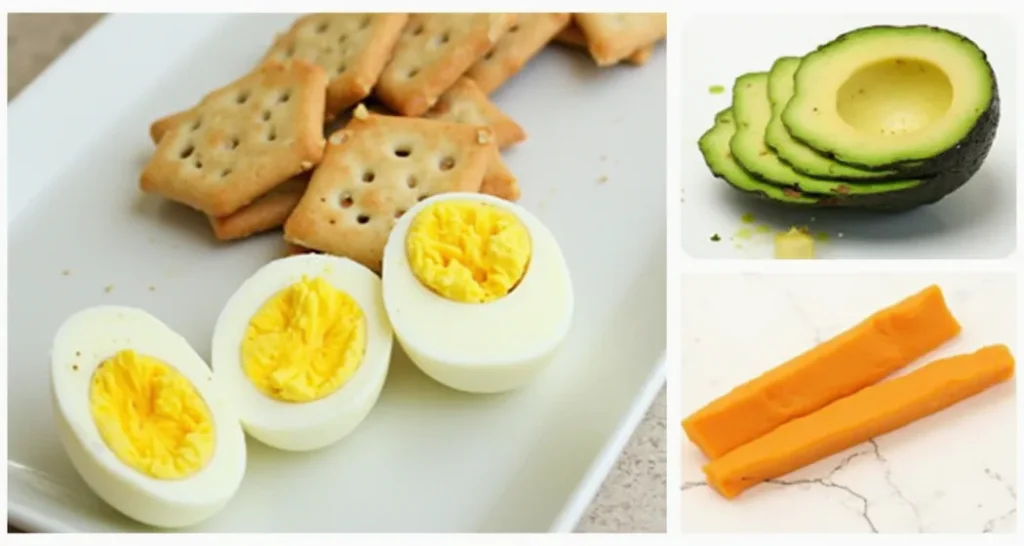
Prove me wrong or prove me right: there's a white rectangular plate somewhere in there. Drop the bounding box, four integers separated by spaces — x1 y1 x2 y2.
7 14 667 532
680 13 1017 259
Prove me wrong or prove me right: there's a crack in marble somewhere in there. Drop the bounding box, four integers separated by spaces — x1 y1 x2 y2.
984 467 1017 500
680 481 708 492
766 477 878 533
869 439 923 532
981 468 1017 533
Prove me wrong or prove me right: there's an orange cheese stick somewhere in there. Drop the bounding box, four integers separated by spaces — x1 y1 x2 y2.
682 285 961 459
704 344 1015 498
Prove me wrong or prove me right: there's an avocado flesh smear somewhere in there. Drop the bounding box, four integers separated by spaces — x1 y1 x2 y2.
729 72 922 196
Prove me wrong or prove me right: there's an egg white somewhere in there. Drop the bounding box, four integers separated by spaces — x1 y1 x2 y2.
211 254 393 452
381 192 575 394
50 305 247 529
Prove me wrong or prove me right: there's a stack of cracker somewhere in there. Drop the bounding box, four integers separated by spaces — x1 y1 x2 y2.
554 13 667 66
139 12 660 272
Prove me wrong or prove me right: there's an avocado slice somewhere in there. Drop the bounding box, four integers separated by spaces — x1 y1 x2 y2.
729 72 923 196
782 25 999 174
698 109 819 205
766 57 899 180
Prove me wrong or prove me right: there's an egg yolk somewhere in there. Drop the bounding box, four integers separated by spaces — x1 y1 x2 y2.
89 350 215 480
406 200 531 303
241 275 366 403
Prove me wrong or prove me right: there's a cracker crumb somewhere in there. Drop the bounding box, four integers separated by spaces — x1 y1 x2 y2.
61 269 71 276
598 175 609 184
329 131 348 145
104 285 114 294
353 103 370 120
476 129 491 145
148 285 156 292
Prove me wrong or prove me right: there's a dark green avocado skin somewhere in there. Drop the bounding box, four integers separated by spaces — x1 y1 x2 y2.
793 25 1000 181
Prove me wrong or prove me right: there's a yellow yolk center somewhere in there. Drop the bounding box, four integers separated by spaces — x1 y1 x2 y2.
406 201 532 303
242 276 366 402
89 350 215 480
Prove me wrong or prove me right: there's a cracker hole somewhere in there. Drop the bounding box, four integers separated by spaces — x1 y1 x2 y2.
179 144 195 159
338 33 348 44
267 127 278 142
262 110 272 122
395 209 405 218
357 214 370 224
336 63 348 75
418 194 429 202
437 32 450 46
406 175 418 188
329 219 336 225
407 67 419 79
221 168 232 178
236 90 250 104
316 22 329 33
194 158 204 169
510 24 520 33
227 137 240 150
360 16 371 29
279 90 291 103
191 118 202 131
285 45 295 58
340 195 353 208
394 146 412 158
484 50 495 61
411 24 424 36
362 170 375 183
438 156 455 171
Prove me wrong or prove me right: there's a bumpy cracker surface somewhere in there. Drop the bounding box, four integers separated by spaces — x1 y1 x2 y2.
376 13 516 116
262 13 409 118
573 13 666 66
554 22 655 66
209 176 309 241
141 62 327 217
465 13 570 94
284 108 495 272
424 77 525 149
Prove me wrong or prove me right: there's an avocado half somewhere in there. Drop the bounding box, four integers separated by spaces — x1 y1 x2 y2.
782 25 999 175
766 57 900 180
729 72 923 196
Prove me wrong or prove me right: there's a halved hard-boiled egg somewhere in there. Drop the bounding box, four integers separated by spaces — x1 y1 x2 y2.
382 192 574 393
211 254 393 451
50 306 246 528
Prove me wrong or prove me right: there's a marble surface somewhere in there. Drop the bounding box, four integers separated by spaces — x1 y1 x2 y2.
680 273 1018 533
6 13 665 534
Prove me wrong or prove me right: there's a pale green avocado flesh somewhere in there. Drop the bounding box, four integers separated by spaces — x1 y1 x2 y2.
729 72 922 195
766 57 899 180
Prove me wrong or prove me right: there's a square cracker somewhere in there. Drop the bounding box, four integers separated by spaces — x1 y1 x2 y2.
573 13 666 67
424 77 523 200
209 176 309 241
375 13 517 116
424 77 525 149
465 13 570 94
141 62 327 217
283 107 496 272
554 24 653 66
261 13 409 119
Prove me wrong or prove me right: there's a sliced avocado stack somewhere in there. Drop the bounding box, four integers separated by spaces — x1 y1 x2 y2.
699 25 999 211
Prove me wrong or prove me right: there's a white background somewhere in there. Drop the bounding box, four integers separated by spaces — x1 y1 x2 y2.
679 12 1017 259
679 272 1018 533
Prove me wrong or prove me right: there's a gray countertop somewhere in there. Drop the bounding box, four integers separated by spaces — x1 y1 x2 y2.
6 13 666 533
